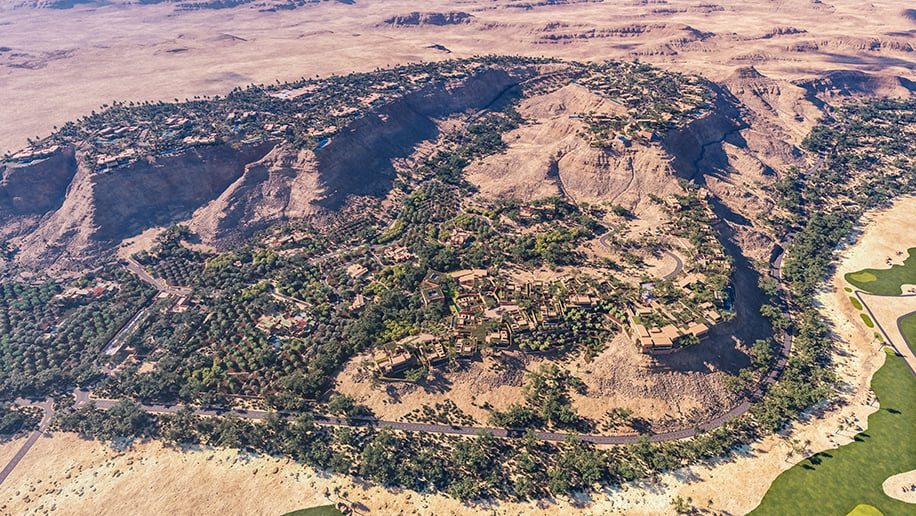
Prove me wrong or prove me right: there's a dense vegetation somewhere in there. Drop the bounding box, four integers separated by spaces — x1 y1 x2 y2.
0 404 41 439
0 269 155 398
5 61 916 506
54 395 747 501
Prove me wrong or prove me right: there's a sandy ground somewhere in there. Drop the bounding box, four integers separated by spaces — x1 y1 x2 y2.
116 226 169 261
859 291 916 367
1 0 915 153
883 469 916 504
334 329 733 432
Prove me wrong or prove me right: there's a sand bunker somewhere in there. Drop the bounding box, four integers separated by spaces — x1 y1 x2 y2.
883 470 916 505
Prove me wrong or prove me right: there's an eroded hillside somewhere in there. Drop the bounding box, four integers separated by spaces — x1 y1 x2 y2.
0 59 538 273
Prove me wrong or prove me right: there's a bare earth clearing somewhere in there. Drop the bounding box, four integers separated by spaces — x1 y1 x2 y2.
335 330 731 432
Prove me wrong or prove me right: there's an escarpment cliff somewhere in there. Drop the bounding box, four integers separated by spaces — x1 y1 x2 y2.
0 146 76 217
197 67 532 243
190 145 322 245
12 141 276 269
3 66 534 270
314 67 527 209
89 141 277 240
383 12 474 27
0 59 840 273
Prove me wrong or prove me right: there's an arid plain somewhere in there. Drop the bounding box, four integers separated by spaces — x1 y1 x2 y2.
1 0 915 154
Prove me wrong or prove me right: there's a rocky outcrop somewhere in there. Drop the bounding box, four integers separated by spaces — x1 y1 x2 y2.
383 12 473 26
12 141 275 268
0 146 76 216
88 141 276 240
794 70 916 100
190 145 323 245
5 66 534 270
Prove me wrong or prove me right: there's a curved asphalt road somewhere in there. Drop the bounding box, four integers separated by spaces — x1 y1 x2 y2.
1 220 792 486
597 225 683 281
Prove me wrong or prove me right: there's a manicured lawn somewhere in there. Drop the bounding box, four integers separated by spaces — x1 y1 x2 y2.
901 312 916 355
845 247 916 295
847 504 883 516
861 313 875 328
281 505 344 516
850 297 864 310
750 348 916 515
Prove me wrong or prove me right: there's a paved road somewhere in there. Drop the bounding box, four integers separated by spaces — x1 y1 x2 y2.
0 400 51 486
124 259 190 296
101 304 149 355
661 251 684 280
596 226 682 281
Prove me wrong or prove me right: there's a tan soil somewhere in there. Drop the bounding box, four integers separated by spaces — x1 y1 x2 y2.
1 0 914 155
883 469 916 505
334 329 734 431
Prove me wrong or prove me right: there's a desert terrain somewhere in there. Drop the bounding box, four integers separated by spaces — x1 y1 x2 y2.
1 0 915 155
0 0 915 514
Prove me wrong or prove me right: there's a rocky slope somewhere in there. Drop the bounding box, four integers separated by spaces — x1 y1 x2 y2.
383 11 473 26
3 66 533 271
0 145 76 217
5 59 902 273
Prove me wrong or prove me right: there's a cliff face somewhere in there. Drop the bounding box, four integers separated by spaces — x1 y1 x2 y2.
190 145 323 245
4 67 533 270
661 88 746 179
88 141 275 240
12 141 275 269
383 12 473 26
794 69 916 101
196 67 531 244
314 67 526 209
0 146 76 217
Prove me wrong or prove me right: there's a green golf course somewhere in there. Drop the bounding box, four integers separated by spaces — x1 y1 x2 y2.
901 312 916 355
846 248 916 295
750 348 916 515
